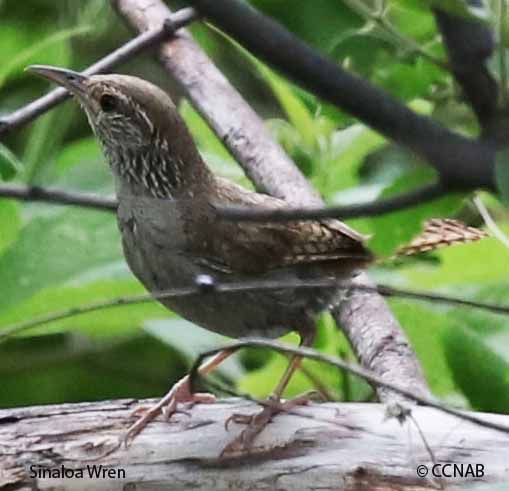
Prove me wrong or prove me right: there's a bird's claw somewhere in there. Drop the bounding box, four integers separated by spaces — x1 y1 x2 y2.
121 378 216 448
221 393 315 456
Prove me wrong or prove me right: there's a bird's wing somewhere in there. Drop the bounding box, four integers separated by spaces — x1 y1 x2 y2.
206 178 373 274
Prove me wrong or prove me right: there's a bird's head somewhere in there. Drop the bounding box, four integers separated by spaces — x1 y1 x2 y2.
27 65 209 198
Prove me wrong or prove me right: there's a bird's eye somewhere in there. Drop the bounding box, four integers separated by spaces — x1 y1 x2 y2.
99 94 117 112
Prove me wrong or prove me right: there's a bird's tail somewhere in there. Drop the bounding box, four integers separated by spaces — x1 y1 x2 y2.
394 218 488 258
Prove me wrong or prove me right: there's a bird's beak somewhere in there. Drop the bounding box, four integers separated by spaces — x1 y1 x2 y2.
26 65 89 96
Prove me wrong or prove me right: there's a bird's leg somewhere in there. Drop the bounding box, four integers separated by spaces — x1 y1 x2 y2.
222 329 316 455
122 349 233 446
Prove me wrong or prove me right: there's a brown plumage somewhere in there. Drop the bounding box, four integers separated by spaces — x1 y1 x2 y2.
27 65 373 450
397 218 488 256
27 65 372 341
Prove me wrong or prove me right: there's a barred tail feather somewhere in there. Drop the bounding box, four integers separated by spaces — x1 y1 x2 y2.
396 219 489 256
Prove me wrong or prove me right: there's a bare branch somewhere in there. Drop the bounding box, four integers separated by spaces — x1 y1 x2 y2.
219 182 449 222
0 7 198 136
2 399 508 489
0 184 117 211
0 181 448 219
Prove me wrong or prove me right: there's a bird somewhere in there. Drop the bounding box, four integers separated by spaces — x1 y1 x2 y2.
27 65 373 453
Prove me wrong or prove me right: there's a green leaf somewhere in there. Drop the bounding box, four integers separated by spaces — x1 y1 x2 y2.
367 166 464 256
237 315 371 401
0 143 23 179
54 138 102 174
0 278 166 339
53 137 113 193
179 101 247 183
257 64 317 149
402 228 509 289
495 148 509 203
0 25 91 87
324 124 386 193
0 200 21 254
252 0 361 53
21 24 79 183
23 105 75 183
390 0 437 40
144 318 245 380
444 325 509 413
390 300 460 397
0 208 121 313
0 332 186 406
179 101 233 162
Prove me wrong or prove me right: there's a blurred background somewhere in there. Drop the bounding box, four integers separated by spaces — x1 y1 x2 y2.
0 0 508 413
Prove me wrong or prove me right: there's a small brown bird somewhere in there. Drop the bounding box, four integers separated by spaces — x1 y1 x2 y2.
28 65 374 452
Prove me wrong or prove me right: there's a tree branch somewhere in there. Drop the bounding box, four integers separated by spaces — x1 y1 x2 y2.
0 7 198 136
184 0 496 191
218 182 449 222
113 0 431 404
2 277 508 343
2 399 508 489
0 181 448 220
0 184 117 211
433 1 498 132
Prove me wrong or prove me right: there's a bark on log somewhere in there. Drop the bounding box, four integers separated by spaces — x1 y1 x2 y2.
1 399 508 490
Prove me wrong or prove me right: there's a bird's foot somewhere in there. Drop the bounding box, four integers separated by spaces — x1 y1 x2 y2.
221 391 317 456
121 375 216 447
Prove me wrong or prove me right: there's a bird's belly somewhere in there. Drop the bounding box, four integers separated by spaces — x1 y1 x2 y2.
119 217 330 338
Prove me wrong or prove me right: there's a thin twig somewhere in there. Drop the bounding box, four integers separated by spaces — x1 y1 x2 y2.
287 355 336 401
473 194 509 248
407 412 442 489
189 338 509 436
0 181 448 218
1 277 508 343
341 0 448 70
219 182 448 222
0 184 117 211
0 7 198 135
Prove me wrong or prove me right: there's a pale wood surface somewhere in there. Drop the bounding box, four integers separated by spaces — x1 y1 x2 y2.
1 399 508 490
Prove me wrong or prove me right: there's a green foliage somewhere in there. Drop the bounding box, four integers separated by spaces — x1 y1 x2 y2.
0 143 23 179
444 325 509 413
0 0 507 415
0 200 21 254
388 300 460 397
367 166 464 256
0 209 121 311
0 25 91 88
495 149 509 204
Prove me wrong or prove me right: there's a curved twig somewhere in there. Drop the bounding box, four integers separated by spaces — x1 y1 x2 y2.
0 184 117 211
218 182 449 222
189 338 509 436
